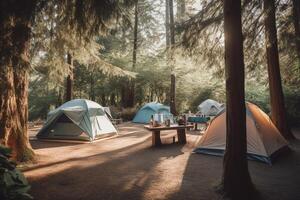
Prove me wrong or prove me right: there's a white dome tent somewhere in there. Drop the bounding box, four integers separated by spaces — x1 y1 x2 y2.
197 99 223 116
194 102 289 164
37 99 117 141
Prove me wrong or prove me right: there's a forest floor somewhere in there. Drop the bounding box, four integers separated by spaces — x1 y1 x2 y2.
24 123 300 200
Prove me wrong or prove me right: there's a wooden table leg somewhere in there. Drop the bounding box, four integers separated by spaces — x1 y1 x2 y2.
187 123 191 131
195 123 198 130
177 128 186 144
152 130 162 146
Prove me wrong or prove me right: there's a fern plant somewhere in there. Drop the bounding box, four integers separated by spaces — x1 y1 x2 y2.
0 145 33 200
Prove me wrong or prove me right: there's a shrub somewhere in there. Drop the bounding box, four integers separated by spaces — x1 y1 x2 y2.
0 146 33 200
108 106 122 119
120 107 138 121
284 88 300 127
245 87 270 113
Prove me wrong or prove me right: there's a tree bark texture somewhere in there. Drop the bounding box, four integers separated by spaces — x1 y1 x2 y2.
169 0 175 45
292 0 300 65
169 0 176 115
132 0 138 71
66 53 73 102
0 0 36 161
127 0 139 108
176 0 185 22
101 93 106 105
263 0 295 139
110 93 116 106
165 0 170 47
222 0 254 199
121 84 130 108
90 72 95 101
170 74 176 115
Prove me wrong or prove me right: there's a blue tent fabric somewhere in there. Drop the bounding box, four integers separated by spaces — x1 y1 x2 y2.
132 102 171 124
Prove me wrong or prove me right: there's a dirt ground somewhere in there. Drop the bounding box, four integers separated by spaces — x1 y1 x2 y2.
23 123 300 200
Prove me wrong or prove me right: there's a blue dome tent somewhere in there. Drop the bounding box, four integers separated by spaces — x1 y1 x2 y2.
132 102 171 124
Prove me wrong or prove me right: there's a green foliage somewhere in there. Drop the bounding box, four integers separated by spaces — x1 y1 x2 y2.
0 146 33 200
28 69 62 121
27 0 300 128
245 85 300 127
284 88 300 126
245 84 270 113
29 93 59 121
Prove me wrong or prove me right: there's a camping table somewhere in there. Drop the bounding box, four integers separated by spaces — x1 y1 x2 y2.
144 124 194 147
187 116 210 130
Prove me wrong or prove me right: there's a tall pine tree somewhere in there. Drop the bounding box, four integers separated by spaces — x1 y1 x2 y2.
222 0 254 199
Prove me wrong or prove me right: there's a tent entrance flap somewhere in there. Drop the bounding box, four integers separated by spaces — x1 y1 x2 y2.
47 113 90 139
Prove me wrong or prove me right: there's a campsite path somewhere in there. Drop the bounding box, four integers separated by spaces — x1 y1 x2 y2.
24 123 300 200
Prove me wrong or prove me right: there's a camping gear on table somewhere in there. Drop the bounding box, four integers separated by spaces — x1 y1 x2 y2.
153 113 164 123
37 99 117 141
149 115 154 126
194 102 289 164
165 119 171 127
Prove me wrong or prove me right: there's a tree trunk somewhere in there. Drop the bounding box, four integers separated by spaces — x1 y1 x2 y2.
101 93 106 106
169 0 175 45
292 0 300 65
168 0 177 115
110 93 116 106
165 0 170 47
13 67 35 161
0 1 36 161
66 53 73 102
222 0 254 199
57 88 63 107
0 66 19 147
128 0 139 108
132 0 138 70
121 84 128 107
263 0 295 140
176 0 185 22
0 67 34 162
90 72 95 101
170 74 176 115
79 88 82 98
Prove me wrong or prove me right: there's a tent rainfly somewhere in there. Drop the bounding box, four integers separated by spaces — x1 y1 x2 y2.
194 102 289 164
197 99 223 116
132 102 171 124
37 99 117 141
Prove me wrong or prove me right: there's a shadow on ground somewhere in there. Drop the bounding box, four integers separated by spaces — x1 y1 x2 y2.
25 124 300 200
27 140 186 200
167 130 300 200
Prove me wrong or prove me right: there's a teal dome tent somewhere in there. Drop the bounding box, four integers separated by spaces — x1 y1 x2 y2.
132 102 171 124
